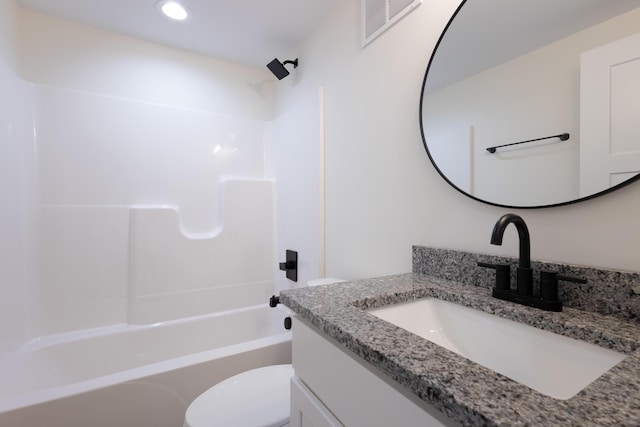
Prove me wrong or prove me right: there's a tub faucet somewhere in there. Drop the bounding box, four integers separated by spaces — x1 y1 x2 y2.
490 213 532 295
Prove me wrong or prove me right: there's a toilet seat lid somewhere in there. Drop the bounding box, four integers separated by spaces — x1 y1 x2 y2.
184 364 294 427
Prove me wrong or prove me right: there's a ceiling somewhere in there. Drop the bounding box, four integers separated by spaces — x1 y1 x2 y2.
16 0 337 68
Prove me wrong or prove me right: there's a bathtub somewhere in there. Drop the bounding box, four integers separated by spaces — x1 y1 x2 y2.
0 304 292 427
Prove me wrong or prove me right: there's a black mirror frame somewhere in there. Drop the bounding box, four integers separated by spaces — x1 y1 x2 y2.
418 0 640 209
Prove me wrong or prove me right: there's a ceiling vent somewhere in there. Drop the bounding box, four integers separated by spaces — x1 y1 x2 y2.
362 0 422 47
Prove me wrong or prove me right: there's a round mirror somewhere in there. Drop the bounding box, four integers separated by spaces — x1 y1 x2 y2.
420 0 640 208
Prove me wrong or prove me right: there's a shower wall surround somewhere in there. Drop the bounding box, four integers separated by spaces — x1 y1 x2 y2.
128 180 275 324
32 84 275 336
0 58 35 351
0 6 285 350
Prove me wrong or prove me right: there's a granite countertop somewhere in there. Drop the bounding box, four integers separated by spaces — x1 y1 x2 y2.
280 273 640 426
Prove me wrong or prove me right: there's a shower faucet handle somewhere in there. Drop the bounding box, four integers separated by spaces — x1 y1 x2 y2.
279 261 295 270
279 250 298 282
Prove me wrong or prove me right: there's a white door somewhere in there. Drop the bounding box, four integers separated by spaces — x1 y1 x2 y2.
580 33 640 197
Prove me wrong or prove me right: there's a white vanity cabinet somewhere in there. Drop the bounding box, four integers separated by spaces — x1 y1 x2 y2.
290 316 457 427
290 376 343 427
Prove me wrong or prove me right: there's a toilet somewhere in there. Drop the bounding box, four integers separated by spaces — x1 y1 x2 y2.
184 364 294 427
184 278 344 427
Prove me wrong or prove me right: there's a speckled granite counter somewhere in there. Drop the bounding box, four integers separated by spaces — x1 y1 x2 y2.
279 273 640 426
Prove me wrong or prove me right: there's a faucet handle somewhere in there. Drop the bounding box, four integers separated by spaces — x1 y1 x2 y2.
477 262 510 291
540 271 587 302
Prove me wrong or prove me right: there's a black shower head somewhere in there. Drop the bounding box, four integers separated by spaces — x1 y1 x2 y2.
267 58 299 80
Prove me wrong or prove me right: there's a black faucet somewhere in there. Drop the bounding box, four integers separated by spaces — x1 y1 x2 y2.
478 213 586 312
490 213 532 296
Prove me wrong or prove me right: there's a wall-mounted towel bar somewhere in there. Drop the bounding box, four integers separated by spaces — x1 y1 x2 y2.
486 133 570 153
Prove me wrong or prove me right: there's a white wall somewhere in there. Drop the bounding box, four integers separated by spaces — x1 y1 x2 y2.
275 0 640 279
271 90 323 292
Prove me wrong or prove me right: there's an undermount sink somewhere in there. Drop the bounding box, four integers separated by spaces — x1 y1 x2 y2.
368 297 627 400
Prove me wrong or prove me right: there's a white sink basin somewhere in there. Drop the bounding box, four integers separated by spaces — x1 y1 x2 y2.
368 297 627 400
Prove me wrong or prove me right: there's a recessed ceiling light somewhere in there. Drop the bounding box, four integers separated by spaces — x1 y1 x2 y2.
158 1 189 21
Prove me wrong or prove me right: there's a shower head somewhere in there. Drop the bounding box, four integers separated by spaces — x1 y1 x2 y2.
266 58 299 80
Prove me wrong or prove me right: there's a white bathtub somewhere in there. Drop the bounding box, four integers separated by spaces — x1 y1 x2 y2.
0 304 292 427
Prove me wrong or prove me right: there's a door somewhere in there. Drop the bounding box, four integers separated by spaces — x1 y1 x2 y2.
580 32 640 196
